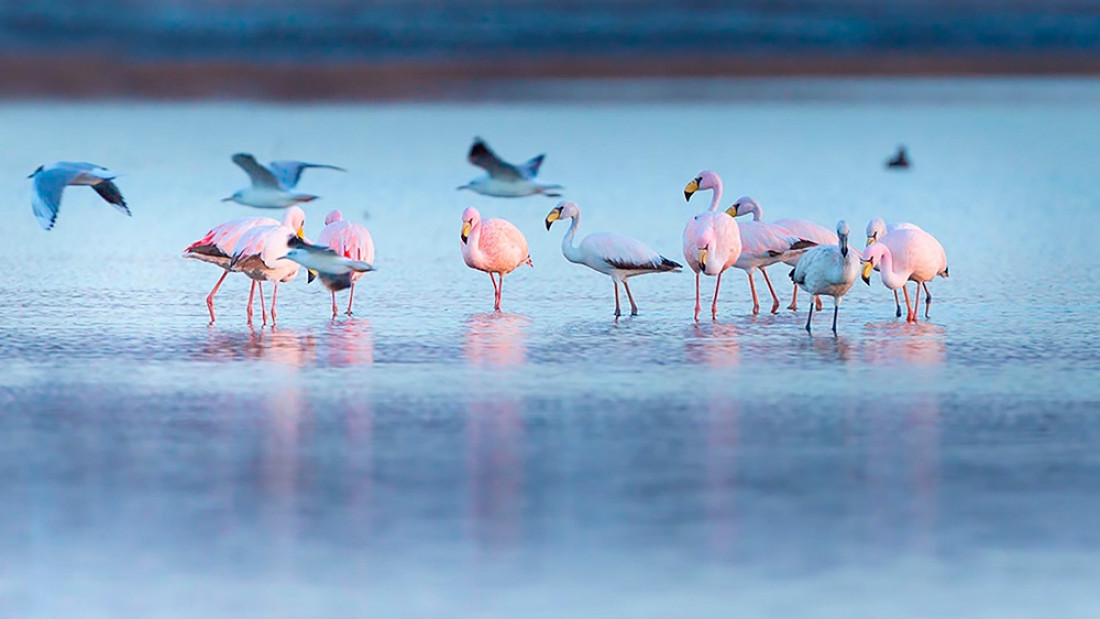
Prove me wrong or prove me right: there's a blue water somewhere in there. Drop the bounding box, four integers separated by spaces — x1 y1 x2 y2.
1 79 1100 616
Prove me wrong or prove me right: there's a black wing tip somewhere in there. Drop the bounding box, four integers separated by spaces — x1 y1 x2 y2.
791 239 818 251
661 257 683 270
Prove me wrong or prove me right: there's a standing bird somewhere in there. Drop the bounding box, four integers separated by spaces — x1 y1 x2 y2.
183 215 281 323
860 227 949 323
723 197 817 314
866 217 924 318
228 206 308 324
545 201 681 317
223 153 343 208
311 209 376 317
791 221 861 335
460 207 532 312
29 162 130 231
457 137 563 198
727 196 837 311
682 171 742 321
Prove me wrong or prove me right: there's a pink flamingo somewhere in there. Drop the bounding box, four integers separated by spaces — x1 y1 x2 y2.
460 207 532 312
316 209 376 317
228 206 307 325
183 214 280 323
860 227 949 323
682 170 742 321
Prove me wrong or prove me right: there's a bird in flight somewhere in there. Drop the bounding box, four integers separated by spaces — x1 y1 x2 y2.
224 153 345 208
457 137 563 198
29 162 130 231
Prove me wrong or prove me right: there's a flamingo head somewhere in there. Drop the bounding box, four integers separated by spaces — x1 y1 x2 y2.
684 170 720 202
860 242 885 285
324 209 343 225
836 220 850 257
866 217 887 247
725 196 759 219
461 207 480 244
545 201 579 230
283 206 307 239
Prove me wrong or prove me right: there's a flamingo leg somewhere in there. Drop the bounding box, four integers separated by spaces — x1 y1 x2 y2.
711 271 723 320
805 298 814 333
331 290 339 318
832 299 840 336
748 271 760 315
495 274 504 312
893 290 902 318
922 282 932 319
270 283 279 324
815 295 823 311
247 280 256 324
258 282 268 325
206 270 229 324
613 282 622 317
761 269 781 314
788 285 799 312
694 271 701 322
623 280 639 316
902 283 914 323
346 282 356 316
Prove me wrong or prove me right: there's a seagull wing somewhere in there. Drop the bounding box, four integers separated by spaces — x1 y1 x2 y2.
92 180 131 217
31 166 83 230
517 154 545 180
231 153 281 189
467 138 522 180
268 160 346 189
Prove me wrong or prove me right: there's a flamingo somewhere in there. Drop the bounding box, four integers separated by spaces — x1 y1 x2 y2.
791 221 860 335
29 162 130 231
721 197 817 315
223 153 342 208
682 170 742 321
228 206 308 324
183 214 281 323
860 227 949 323
460 207 532 312
865 218 928 318
545 201 682 317
314 209 376 317
727 196 837 311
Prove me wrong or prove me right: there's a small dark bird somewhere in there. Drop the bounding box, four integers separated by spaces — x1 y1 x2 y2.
886 146 910 170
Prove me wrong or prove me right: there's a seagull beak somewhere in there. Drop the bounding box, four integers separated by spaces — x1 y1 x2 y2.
725 205 739 217
683 179 699 202
461 220 472 244
861 261 873 285
221 196 234 202
698 248 708 271
544 208 561 231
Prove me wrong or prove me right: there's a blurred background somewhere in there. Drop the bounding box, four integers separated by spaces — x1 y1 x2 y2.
1 0 1097 99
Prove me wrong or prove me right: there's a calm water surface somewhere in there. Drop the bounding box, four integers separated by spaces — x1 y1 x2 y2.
1 80 1099 617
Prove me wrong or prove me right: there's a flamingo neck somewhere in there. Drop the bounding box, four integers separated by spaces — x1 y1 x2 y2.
878 248 908 289
467 218 485 262
561 215 584 264
707 179 723 212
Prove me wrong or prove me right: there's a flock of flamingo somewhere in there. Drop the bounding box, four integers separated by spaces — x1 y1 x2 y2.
29 138 948 335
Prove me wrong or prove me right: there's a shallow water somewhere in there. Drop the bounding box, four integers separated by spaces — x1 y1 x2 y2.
2 80 1100 617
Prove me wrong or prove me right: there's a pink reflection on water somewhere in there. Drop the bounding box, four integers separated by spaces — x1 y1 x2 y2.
685 322 741 367
463 312 529 368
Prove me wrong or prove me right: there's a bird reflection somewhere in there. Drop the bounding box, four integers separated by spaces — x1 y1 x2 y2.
199 326 316 367
861 322 947 366
321 318 374 367
463 312 529 367
684 322 741 367
466 397 524 552
259 381 310 577
704 394 740 559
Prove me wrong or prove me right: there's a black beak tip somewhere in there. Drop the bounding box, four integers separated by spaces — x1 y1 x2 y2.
862 276 870 285
545 220 552 231
684 191 692 202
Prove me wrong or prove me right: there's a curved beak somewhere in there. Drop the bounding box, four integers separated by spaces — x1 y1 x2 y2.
296 225 305 239
724 205 739 218
865 237 876 247
307 269 317 284
684 179 699 202
861 261 873 285
544 207 561 231
461 220 472 244
698 248 708 271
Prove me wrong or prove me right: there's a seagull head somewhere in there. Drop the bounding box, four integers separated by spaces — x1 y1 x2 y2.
222 190 244 203
27 165 43 179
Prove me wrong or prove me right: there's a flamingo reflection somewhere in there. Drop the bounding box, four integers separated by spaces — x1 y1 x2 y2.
463 312 529 368
684 322 741 367
322 318 374 367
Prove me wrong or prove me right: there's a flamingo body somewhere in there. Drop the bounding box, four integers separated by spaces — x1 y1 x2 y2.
315 209 375 316
460 207 532 311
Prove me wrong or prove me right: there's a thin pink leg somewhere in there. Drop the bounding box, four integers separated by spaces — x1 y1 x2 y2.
902 283 914 323
258 283 268 325
331 290 338 318
495 274 504 312
748 271 760 315
206 270 229 324
613 282 621 317
247 280 256 324
694 271 701 322
788 285 799 312
346 282 356 316
712 271 723 320
761 269 780 314
270 283 279 324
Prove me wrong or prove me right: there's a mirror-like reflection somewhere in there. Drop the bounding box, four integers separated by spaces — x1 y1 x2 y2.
463 313 529 368
321 318 375 367
684 322 741 367
861 322 948 366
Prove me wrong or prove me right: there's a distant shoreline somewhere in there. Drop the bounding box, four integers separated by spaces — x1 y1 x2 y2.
3 53 1100 101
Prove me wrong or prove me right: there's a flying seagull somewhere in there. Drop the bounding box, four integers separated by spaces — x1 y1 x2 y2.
457 137 563 198
224 153 345 208
282 236 375 282
29 162 130 231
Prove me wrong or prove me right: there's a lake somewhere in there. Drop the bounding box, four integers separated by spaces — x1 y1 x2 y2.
1 79 1099 617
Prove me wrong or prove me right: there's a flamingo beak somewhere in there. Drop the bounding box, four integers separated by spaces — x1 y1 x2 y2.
865 236 876 247
307 269 317 284
683 179 699 202
544 208 560 231
861 261 873 285
724 204 739 218
297 225 305 239
698 248 708 271
461 220 472 243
